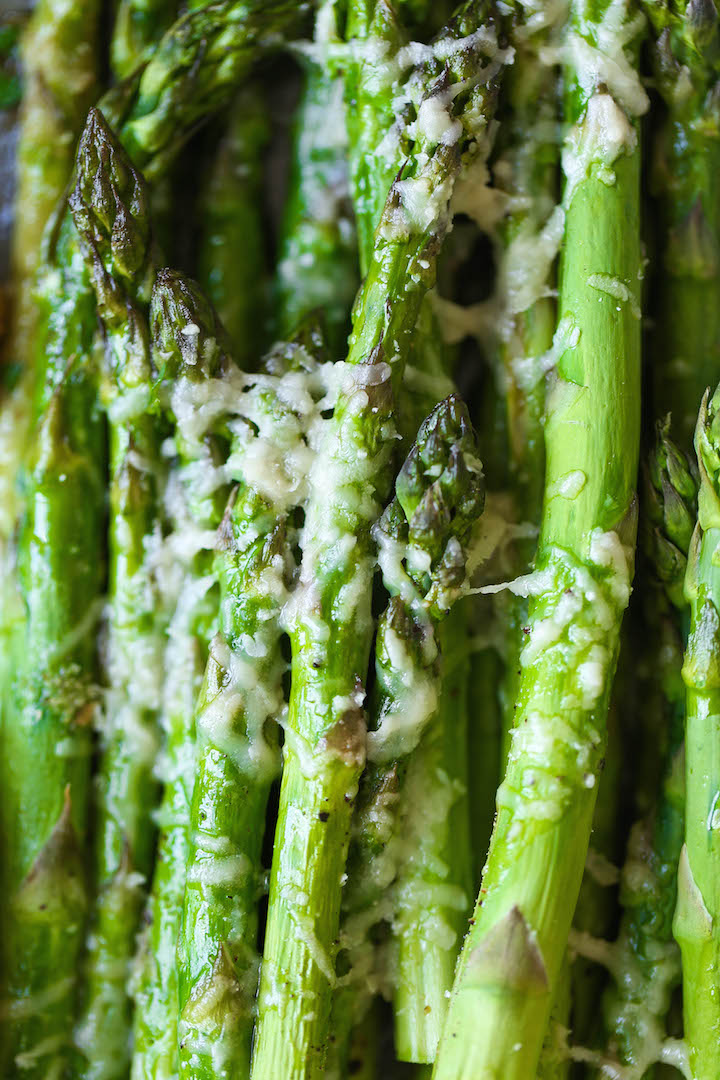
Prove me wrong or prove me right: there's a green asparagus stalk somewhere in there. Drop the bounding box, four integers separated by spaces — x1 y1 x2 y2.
344 0 404 276
6 0 100 386
596 421 696 1077
276 1 358 357
0 286 106 1077
130 270 231 1080
111 0 178 79
252 11 504 1076
434 2 647 1075
67 108 165 1080
642 0 720 453
197 87 269 367
176 494 285 1079
673 386 720 1079
391 606 473 1064
343 0 455 440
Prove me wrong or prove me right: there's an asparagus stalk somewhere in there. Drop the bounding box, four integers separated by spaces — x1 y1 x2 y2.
67 108 166 1080
276 1 358 357
642 0 720 453
131 270 231 1080
344 0 404 276
111 0 178 79
197 87 269 367
6 0 100 387
390 603 473 1064
252 11 504 1076
176 496 285 1079
673 386 720 1079
0 287 106 1077
434 2 647 1075
597 422 696 1076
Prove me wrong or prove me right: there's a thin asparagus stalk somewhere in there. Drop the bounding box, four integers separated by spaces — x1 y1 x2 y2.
391 605 474 1063
197 87 269 367
176 495 285 1079
597 422 696 1077
252 11 505 1076
344 0 404 276
111 0 178 79
673 386 720 1079
434 2 647 1075
642 0 720 453
130 270 232 1080
276 0 358 357
68 108 165 1080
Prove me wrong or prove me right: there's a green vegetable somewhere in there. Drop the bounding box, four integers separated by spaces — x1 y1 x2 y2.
643 0 720 453
197 87 270 367
674 386 720 1080
434 2 646 1075
601 421 696 1076
130 270 230 1080
69 108 165 1080
111 0 178 79
276 1 358 357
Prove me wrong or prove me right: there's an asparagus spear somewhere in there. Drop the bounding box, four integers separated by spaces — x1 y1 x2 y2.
0 278 106 1078
673 386 720 1079
276 0 358 357
131 270 231 1080
67 108 166 1080
252 10 504 1076
643 0 720 453
434 2 647 1075
6 0 100 387
595 422 696 1076
111 0 178 79
176 494 285 1079
197 87 269 367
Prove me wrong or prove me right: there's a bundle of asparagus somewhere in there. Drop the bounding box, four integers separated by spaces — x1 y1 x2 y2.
2 1 720 1078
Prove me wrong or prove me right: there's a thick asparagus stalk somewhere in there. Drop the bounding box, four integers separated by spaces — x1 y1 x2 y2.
131 270 231 1080
68 108 166 1080
252 11 504 1077
434 3 647 1076
674 386 720 1079
643 0 720 453
276 1 358 357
